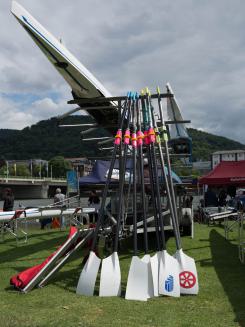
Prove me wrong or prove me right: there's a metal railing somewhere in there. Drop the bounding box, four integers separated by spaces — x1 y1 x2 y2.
0 175 66 182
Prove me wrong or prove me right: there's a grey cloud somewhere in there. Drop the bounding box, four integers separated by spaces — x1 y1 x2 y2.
1 0 245 143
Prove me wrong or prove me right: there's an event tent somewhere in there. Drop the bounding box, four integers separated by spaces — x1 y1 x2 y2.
79 160 182 185
199 161 245 186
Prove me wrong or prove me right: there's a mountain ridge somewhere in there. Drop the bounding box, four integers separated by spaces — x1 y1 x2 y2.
0 116 244 161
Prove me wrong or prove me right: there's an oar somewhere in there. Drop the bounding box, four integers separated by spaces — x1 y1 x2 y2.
137 93 154 299
147 88 180 297
158 86 199 295
141 90 161 297
125 93 152 301
99 93 133 296
76 93 130 296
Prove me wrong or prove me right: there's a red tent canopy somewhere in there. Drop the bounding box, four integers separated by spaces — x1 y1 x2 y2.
199 161 245 186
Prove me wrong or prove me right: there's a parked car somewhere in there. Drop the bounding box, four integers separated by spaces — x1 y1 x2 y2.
227 195 245 211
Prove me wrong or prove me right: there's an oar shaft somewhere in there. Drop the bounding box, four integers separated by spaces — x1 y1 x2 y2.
147 89 181 249
132 97 138 256
114 97 132 252
145 91 166 249
136 95 149 254
141 93 161 251
91 96 130 251
147 147 161 250
157 90 182 248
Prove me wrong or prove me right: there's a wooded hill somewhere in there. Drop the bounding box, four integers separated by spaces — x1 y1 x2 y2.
0 115 244 161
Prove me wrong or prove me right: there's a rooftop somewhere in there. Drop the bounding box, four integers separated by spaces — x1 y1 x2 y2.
212 150 245 155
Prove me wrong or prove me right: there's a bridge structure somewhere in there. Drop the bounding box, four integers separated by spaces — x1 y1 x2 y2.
0 176 67 199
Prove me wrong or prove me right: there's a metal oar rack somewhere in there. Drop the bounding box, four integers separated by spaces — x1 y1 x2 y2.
9 89 199 299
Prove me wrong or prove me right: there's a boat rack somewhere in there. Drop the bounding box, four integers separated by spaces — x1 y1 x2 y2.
0 195 83 244
62 93 191 137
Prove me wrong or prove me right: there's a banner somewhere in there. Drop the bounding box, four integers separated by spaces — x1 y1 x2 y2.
67 170 78 194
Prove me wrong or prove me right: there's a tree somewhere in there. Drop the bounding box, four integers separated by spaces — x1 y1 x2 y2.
48 156 72 178
15 164 31 177
0 164 8 176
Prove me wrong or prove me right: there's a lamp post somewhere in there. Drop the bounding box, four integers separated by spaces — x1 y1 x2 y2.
6 160 9 181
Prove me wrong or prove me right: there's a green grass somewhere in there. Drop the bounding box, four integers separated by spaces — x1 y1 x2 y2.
0 224 245 327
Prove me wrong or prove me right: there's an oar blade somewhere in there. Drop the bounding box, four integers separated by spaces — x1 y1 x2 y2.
141 254 154 298
76 251 101 296
158 250 180 297
125 256 149 301
150 252 161 297
99 252 121 297
174 249 199 295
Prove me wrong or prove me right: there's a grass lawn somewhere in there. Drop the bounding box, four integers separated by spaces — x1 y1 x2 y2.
0 223 245 327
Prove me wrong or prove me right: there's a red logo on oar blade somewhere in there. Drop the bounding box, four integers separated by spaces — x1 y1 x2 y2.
179 271 196 289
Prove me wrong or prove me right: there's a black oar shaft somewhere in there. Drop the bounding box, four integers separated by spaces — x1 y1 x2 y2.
90 96 129 251
136 96 149 254
145 92 167 250
114 98 132 252
147 147 161 250
141 94 161 251
157 91 182 249
132 97 137 256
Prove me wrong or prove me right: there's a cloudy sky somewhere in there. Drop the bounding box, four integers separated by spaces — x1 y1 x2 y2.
1 0 245 143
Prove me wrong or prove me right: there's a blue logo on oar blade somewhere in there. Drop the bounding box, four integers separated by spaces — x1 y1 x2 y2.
165 275 174 292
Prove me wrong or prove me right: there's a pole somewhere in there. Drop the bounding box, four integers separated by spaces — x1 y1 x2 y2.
6 161 9 181
30 159 33 177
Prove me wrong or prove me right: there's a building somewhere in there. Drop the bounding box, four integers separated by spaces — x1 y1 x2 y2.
211 150 245 169
65 158 93 177
192 161 211 174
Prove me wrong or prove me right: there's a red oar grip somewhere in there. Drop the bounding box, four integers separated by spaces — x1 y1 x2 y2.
114 129 122 145
131 132 137 148
137 131 144 146
124 129 130 145
148 128 156 143
143 130 149 145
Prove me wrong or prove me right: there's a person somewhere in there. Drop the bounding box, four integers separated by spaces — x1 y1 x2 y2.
3 188 14 211
88 190 100 223
204 187 218 207
218 188 227 207
54 188 66 228
2 188 14 230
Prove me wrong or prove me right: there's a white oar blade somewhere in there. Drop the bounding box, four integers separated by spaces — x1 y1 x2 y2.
99 252 121 297
158 250 180 297
125 256 148 301
150 252 161 297
76 251 101 296
141 254 154 298
174 249 199 295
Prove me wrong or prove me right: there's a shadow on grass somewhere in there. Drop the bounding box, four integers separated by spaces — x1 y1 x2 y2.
208 229 245 325
0 233 67 265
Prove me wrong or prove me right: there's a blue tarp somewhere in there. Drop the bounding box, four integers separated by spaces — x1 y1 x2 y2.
79 160 132 185
79 160 182 185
